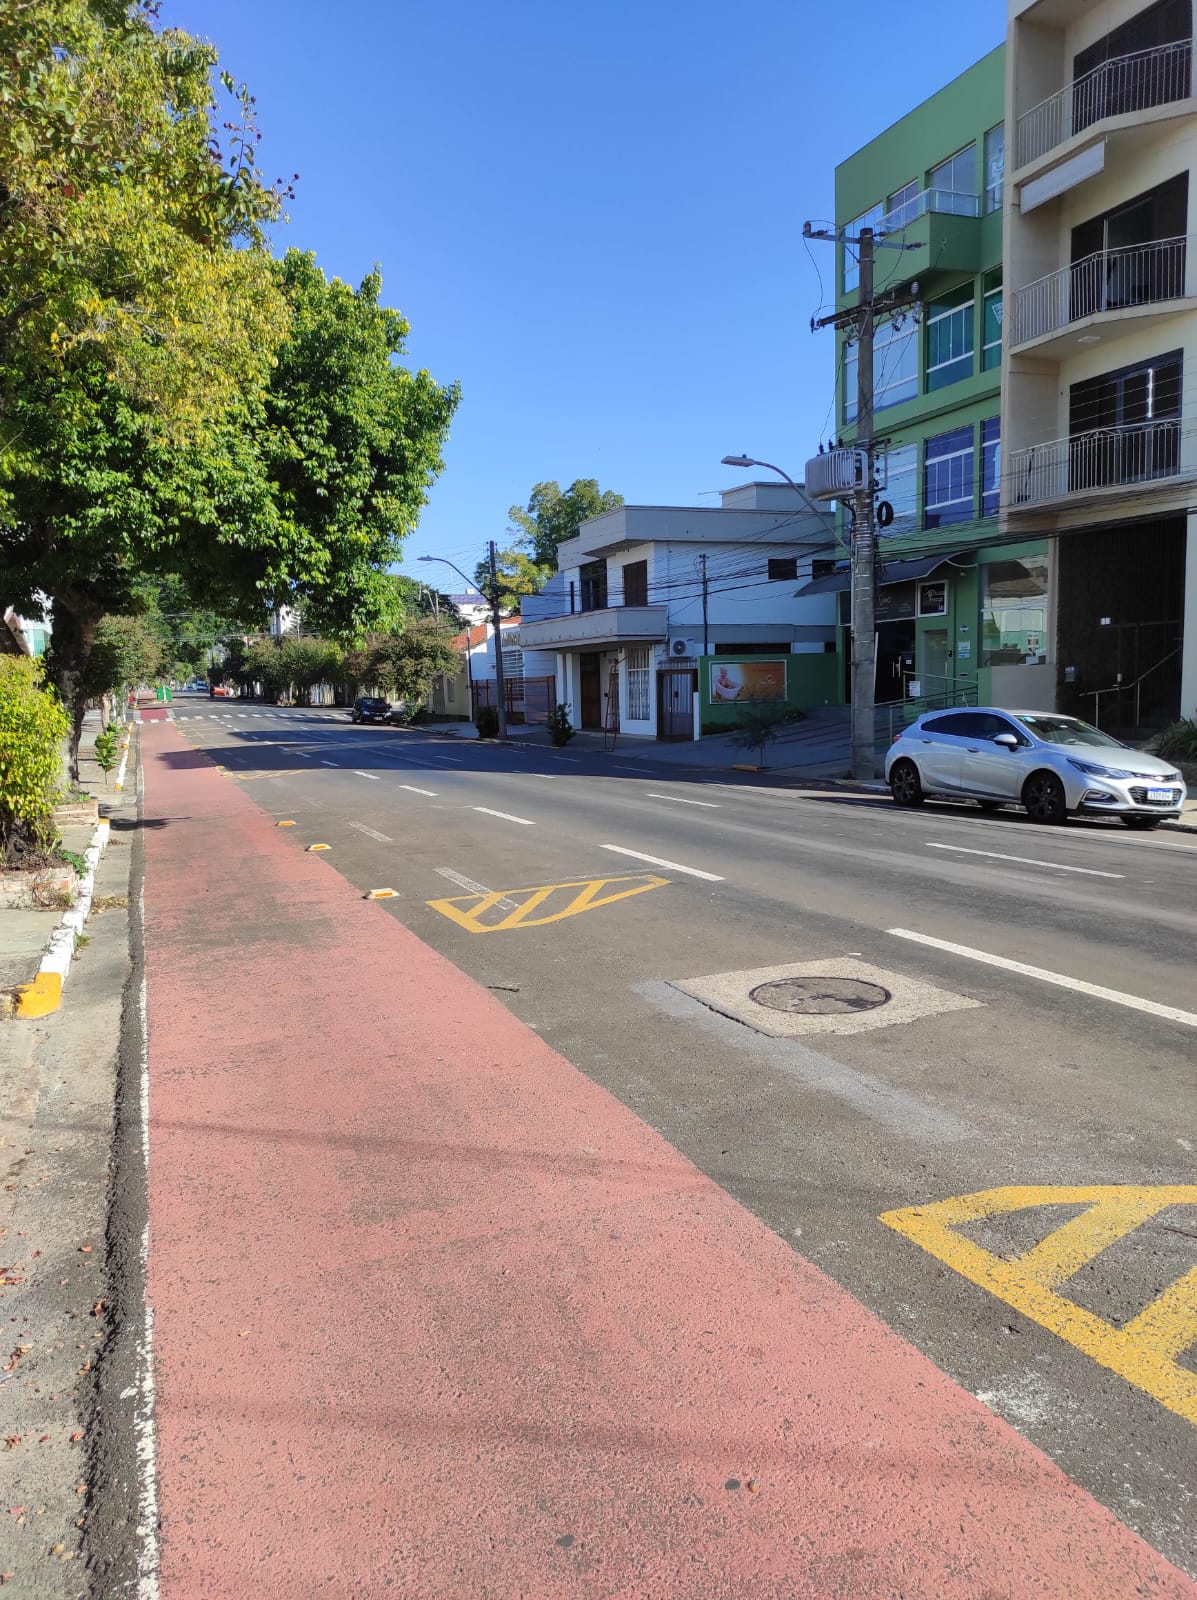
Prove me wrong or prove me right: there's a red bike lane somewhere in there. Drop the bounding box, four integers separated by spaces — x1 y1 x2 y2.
138 722 1195 1598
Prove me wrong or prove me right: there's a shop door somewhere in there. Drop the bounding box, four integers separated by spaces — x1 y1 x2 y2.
657 669 695 740
580 654 602 729
875 621 915 703
920 627 950 700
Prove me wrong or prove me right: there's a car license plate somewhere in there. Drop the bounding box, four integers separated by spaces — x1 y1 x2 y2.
1147 788 1173 804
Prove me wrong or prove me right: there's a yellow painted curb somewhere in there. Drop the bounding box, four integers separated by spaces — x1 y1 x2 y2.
366 888 397 900
731 763 761 773
16 970 63 1019
307 843 330 852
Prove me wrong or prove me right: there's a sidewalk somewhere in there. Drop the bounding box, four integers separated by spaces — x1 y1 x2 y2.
129 717 1195 1599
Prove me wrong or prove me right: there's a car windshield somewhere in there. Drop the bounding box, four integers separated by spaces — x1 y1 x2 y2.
1016 714 1127 749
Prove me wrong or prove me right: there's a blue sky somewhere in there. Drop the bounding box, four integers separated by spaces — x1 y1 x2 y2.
171 0 1004 588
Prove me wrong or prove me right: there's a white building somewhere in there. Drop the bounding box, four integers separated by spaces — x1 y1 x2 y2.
518 482 840 740
1003 0 1196 728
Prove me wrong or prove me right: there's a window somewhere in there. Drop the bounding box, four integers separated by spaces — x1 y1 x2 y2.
767 557 798 581
1069 175 1188 318
842 201 884 293
885 179 920 231
984 125 1005 213
928 144 978 216
982 268 1002 369
918 580 948 616
626 645 651 721
844 315 918 421
1073 0 1192 133
923 712 977 736
1068 348 1182 486
926 283 975 390
925 425 974 528
879 442 917 538
982 417 1001 517
580 559 607 611
981 556 1049 665
622 559 648 607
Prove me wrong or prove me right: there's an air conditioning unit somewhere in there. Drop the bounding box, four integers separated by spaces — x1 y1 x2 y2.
669 638 699 658
804 447 869 501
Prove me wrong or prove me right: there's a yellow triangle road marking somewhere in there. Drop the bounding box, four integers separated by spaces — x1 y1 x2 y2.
881 1185 1197 1424
428 873 668 933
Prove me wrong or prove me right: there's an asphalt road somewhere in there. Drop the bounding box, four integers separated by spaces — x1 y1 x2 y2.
169 694 1197 1577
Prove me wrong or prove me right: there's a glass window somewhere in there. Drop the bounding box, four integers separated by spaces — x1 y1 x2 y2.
925 425 975 527
928 144 978 216
626 645 651 721
622 559 648 607
842 202 884 293
879 442 918 538
984 125 1005 213
884 179 920 231
844 314 918 421
981 416 1001 517
982 268 1002 370
926 283 975 391
1016 713 1126 748
767 557 798 581
918 580 948 616
981 555 1049 665
923 712 976 736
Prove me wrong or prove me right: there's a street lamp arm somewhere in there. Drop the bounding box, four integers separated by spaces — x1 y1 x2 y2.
720 455 835 532
416 555 479 594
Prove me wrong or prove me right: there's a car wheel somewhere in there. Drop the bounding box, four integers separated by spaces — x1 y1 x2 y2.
977 800 1002 813
889 759 925 808
1022 770 1067 825
1122 815 1161 831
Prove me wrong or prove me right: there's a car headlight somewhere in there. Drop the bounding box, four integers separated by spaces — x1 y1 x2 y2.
1067 757 1131 779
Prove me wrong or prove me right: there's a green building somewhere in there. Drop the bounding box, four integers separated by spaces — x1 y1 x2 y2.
832 45 1046 713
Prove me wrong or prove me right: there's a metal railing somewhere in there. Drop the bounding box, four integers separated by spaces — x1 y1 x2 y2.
1012 234 1189 345
1007 418 1181 506
878 186 979 235
1016 38 1193 168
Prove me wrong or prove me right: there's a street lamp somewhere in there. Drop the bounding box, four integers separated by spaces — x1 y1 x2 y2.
720 455 835 529
416 554 489 731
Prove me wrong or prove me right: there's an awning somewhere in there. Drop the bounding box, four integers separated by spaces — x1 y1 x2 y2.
794 552 968 597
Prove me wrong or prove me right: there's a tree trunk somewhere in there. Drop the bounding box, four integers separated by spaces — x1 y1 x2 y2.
48 596 103 787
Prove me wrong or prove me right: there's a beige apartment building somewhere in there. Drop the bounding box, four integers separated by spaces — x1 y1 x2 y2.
1003 0 1196 731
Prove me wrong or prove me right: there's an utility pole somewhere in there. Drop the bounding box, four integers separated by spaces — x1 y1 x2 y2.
803 220 922 778
488 540 509 740
699 553 710 656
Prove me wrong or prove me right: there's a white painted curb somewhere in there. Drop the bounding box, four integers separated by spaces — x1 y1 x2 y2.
15 818 111 1017
114 737 132 792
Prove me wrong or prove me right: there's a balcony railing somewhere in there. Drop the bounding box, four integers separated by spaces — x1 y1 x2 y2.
1012 234 1189 345
1016 38 1193 169
1007 418 1181 506
878 186 979 235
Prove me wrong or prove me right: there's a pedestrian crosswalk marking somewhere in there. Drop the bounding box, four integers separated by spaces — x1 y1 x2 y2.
881 1185 1197 1425
428 873 668 934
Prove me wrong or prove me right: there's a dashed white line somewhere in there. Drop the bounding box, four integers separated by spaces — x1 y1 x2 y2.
601 845 723 882
354 771 380 781
647 793 719 809
399 784 438 797
474 807 535 826
434 866 518 911
888 928 1197 1029
925 842 1123 879
350 821 392 843
320 760 339 768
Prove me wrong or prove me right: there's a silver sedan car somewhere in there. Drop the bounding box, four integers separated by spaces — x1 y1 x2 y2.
885 707 1187 829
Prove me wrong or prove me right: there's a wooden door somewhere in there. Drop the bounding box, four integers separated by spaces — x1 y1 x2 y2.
657 669 695 740
580 654 602 729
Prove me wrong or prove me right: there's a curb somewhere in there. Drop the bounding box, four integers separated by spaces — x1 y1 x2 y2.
15 818 111 1018
113 728 132 791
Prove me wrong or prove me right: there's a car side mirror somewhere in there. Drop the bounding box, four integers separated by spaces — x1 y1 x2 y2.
993 733 1019 750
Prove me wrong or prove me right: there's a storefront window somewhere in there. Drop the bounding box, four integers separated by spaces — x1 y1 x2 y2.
981 555 1049 665
626 645 651 721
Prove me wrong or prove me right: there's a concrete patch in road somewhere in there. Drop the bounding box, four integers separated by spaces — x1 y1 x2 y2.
671 957 982 1038
882 1186 1197 1425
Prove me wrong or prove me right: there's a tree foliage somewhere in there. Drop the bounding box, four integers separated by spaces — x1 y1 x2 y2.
0 655 69 861
78 613 169 702
364 617 460 704
472 546 549 611
508 479 623 571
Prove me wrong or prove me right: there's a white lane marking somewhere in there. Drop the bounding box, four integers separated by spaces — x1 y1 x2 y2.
350 821 392 843
354 770 380 781
434 866 518 911
297 752 312 758
320 760 339 768
432 753 463 764
888 928 1197 1029
614 763 654 773
647 792 719 809
925 842 1124 879
601 844 723 882
399 784 439 797
474 807 535 826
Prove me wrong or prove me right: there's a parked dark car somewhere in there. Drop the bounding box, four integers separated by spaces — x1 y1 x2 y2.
350 695 391 724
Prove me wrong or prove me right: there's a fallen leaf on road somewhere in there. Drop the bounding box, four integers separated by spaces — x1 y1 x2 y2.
90 1300 106 1318
6 1509 23 1517
77 1246 92 1255
3 1439 20 1450
69 1432 82 1443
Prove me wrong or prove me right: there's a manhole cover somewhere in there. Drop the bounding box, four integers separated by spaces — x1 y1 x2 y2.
748 976 891 1015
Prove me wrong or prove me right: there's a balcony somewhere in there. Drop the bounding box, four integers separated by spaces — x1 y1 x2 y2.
516 604 668 652
1015 39 1194 171
845 189 983 296
1011 234 1194 352
1006 418 1184 510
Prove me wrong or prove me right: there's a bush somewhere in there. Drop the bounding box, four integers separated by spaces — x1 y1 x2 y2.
94 723 120 783
0 658 71 862
547 705 575 747
1155 714 1197 763
475 704 500 738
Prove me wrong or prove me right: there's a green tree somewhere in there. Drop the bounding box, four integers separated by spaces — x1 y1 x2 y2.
471 547 550 611
278 637 342 706
508 479 623 571
366 617 460 705
0 656 69 862
78 613 169 711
